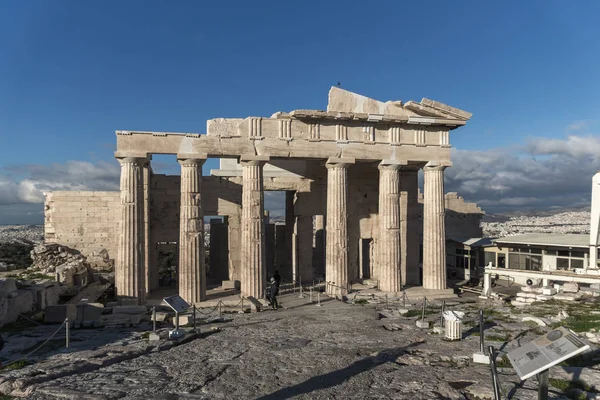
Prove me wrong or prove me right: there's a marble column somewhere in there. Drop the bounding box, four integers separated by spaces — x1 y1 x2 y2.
116 156 146 304
178 157 207 304
142 160 152 296
240 157 269 298
422 165 447 290
295 215 314 283
401 168 420 285
325 158 353 298
378 163 402 292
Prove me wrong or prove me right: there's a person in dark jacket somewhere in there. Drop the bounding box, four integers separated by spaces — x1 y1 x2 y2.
273 270 281 287
269 277 279 309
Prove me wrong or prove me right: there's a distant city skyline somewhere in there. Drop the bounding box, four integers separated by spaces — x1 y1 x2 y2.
1 1 599 224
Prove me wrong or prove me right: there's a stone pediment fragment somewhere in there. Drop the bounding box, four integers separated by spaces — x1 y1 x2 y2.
327 86 471 121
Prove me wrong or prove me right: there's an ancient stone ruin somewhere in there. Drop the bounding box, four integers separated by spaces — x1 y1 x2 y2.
44 87 482 305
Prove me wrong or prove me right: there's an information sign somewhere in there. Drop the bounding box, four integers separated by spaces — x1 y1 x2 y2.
507 326 590 380
163 295 191 313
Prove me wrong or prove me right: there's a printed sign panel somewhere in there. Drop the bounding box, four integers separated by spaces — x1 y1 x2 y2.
163 295 191 313
507 327 590 380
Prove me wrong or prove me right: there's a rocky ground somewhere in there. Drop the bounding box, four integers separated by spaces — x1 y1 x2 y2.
1 290 599 399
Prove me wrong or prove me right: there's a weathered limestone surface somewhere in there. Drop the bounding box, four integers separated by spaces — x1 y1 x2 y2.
43 88 477 299
378 163 402 292
115 157 145 303
422 165 447 290
295 215 314 282
44 191 120 263
401 169 420 285
325 159 353 297
178 157 206 303
240 157 268 298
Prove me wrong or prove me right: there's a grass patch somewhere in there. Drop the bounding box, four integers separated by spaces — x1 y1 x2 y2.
354 299 369 305
486 333 511 342
550 378 597 399
404 309 438 318
495 355 511 368
1 360 29 371
561 315 600 333
0 394 17 400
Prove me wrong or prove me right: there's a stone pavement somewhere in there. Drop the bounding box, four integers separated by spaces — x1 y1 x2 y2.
2 291 596 399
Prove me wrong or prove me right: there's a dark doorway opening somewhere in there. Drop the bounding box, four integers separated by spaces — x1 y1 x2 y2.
360 238 373 280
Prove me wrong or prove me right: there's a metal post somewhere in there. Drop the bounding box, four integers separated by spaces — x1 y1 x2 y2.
421 297 426 322
440 300 446 328
488 346 501 400
152 306 157 333
309 287 313 303
192 305 197 333
402 292 406 309
316 291 321 307
65 317 69 349
538 369 549 400
479 310 485 354
385 293 389 310
218 301 222 319
175 311 179 331
241 297 244 312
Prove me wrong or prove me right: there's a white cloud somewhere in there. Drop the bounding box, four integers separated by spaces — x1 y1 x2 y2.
446 134 600 213
0 160 120 207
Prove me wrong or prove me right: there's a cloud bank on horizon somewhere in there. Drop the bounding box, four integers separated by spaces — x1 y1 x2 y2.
0 134 598 225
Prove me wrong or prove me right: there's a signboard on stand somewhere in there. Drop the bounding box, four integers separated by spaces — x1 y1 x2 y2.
507 327 590 381
163 295 191 313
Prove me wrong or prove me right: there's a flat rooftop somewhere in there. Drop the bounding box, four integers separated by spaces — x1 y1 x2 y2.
493 233 589 248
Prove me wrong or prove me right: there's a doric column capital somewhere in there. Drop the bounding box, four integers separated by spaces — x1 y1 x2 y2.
326 157 355 169
177 158 206 167
116 156 148 166
378 161 404 171
240 155 270 167
423 165 447 173
177 153 208 166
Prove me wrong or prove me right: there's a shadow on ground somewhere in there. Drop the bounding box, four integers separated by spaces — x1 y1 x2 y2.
255 341 425 400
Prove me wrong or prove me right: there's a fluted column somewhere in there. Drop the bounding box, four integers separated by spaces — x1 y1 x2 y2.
325 158 354 298
241 156 269 298
116 156 146 304
178 157 206 304
423 165 447 290
378 163 402 292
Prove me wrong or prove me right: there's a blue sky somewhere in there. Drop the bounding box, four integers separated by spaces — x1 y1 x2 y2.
1 0 599 224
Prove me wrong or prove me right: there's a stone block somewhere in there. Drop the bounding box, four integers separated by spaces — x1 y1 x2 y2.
113 305 147 315
542 287 557 295
45 304 77 323
416 320 429 329
472 352 490 365
562 282 580 293
120 299 139 306
0 278 17 295
244 296 262 312
222 280 240 290
76 303 104 322
152 311 169 322
106 301 118 308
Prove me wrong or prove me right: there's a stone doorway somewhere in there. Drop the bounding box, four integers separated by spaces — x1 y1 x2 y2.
360 238 373 280
155 242 178 290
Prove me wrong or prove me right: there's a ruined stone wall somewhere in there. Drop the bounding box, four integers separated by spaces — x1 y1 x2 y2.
44 191 120 263
417 190 484 240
